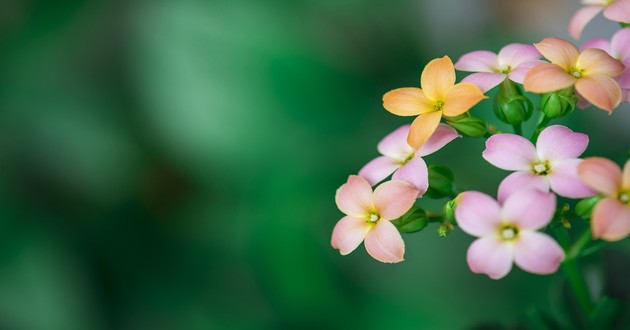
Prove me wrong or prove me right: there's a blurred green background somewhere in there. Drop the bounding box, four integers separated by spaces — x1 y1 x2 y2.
0 0 629 329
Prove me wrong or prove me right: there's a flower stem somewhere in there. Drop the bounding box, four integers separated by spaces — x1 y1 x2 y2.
512 123 522 136
563 258 593 315
565 228 592 262
530 112 550 142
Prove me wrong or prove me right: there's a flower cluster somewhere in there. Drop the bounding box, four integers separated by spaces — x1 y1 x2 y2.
331 1 629 286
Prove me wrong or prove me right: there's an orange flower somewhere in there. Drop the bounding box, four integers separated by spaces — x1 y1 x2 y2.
383 56 486 149
524 37 625 112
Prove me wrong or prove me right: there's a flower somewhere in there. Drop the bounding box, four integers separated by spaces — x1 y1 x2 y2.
455 189 564 279
383 56 486 149
331 175 419 263
578 157 630 241
483 125 596 202
581 28 630 103
358 123 460 194
454 43 542 92
568 0 630 40
524 37 625 112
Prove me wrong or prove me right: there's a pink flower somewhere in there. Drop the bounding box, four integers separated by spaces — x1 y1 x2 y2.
483 125 596 202
331 176 419 263
569 0 630 40
456 189 564 279
454 43 542 92
358 124 459 195
578 158 630 241
581 28 630 103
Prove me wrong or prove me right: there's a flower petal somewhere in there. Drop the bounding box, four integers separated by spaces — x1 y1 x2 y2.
364 220 405 263
508 60 545 84
524 63 577 93
415 123 460 156
483 134 538 171
335 175 374 218
569 6 604 40
611 28 630 61
372 180 419 220
575 74 622 112
548 159 598 198
454 50 498 73
534 38 580 70
591 198 630 241
376 124 414 160
462 72 506 93
455 191 502 237
383 88 433 116
603 0 630 23
442 82 486 117
514 231 564 275
497 172 549 204
392 157 429 196
536 125 589 161
577 48 625 76
580 38 611 53
498 43 541 68
407 111 442 149
623 159 630 189
501 189 556 231
358 156 401 186
331 216 372 255
467 236 513 280
421 56 456 100
578 157 623 195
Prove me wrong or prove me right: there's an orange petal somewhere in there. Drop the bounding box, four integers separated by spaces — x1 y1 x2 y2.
524 63 577 93
407 111 442 149
382 87 433 116
421 56 455 101
575 74 622 112
577 48 625 77
534 38 579 70
442 82 487 117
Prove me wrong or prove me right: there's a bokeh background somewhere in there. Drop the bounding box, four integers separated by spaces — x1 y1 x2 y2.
1 0 629 329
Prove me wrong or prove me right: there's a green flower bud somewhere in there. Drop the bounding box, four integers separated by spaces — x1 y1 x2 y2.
443 198 457 224
540 88 578 119
426 164 455 199
437 222 454 237
391 208 429 233
446 116 486 138
575 195 603 220
493 80 533 125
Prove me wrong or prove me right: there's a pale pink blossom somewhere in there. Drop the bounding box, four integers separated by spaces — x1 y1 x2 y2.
569 0 630 40
331 175 419 263
359 124 459 195
578 158 630 241
455 44 542 92
455 189 564 279
483 125 596 202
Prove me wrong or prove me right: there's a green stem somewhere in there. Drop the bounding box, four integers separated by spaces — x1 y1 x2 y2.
512 123 522 136
563 258 593 315
425 211 443 223
565 229 592 261
530 111 551 142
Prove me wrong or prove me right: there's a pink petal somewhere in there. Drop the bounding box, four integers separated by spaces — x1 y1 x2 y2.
534 38 580 70
415 123 460 156
462 72 506 93
603 0 630 23
536 125 589 161
497 172 549 204
591 198 630 241
569 6 604 40
508 60 544 84
501 189 556 231
524 63 577 93
548 159 598 198
617 60 630 88
372 180 419 220
498 43 541 68
331 216 372 255
577 48 625 76
364 220 405 263
514 231 564 275
466 236 513 280
455 191 502 237
611 28 630 61
358 156 401 186
335 175 374 218
578 157 623 195
377 124 414 160
623 159 630 189
575 74 622 112
454 50 498 73
580 38 611 53
392 157 429 196
483 134 538 171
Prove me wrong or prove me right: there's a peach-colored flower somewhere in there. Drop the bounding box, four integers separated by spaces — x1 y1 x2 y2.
524 38 625 112
578 158 630 241
383 56 486 149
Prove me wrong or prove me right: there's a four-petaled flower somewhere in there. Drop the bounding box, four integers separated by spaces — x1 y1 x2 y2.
455 43 542 92
359 124 460 195
331 176 419 263
483 125 596 203
383 56 486 149
456 189 564 279
524 37 625 112
578 158 630 241
569 0 630 40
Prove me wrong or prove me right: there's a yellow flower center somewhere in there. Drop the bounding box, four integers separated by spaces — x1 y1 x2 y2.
401 152 415 165
619 191 630 204
532 161 550 176
570 68 583 78
368 212 381 223
499 224 519 241
433 100 444 112
496 64 512 74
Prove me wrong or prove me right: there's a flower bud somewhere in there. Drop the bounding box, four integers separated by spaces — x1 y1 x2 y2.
443 198 457 224
426 164 455 199
540 88 578 118
446 116 486 138
391 208 429 233
437 222 454 237
575 195 603 220
493 80 533 125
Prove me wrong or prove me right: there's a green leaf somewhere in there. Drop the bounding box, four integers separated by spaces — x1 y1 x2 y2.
391 208 429 233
